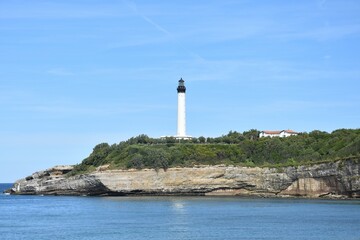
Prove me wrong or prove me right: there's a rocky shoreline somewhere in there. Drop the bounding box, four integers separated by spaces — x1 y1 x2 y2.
5 159 360 198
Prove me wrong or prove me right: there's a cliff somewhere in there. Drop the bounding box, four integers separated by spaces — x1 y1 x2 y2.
7 159 360 198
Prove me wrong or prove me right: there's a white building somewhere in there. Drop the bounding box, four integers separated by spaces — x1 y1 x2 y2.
259 130 298 138
161 78 192 140
176 78 192 140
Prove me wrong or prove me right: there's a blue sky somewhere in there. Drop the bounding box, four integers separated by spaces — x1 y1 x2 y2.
1 0 359 182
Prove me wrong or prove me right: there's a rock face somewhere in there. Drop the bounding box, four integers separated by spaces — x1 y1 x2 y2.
8 159 360 198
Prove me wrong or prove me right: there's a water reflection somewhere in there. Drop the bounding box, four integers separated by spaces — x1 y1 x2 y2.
172 200 185 212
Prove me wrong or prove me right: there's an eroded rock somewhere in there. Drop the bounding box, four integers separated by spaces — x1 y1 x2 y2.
7 159 360 198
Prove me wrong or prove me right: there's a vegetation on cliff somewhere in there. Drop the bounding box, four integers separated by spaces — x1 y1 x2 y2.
68 128 360 176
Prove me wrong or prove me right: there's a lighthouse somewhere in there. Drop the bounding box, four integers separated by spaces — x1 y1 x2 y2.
176 78 191 139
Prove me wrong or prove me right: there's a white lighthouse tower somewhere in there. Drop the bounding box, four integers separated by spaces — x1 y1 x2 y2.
176 78 191 139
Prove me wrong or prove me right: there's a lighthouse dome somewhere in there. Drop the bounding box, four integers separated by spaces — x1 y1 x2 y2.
177 78 186 93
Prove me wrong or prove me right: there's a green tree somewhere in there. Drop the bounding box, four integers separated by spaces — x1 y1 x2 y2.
198 136 206 143
243 129 260 141
68 128 360 176
127 153 144 169
144 148 170 171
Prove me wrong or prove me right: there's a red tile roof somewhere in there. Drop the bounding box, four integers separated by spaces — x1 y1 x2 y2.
262 130 281 134
283 130 298 134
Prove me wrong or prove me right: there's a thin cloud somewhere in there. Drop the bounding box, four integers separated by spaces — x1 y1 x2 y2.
0 1 130 19
256 100 359 115
47 68 74 76
122 0 205 61
318 0 327 9
270 24 360 41
174 58 360 83
22 103 173 116
122 0 171 35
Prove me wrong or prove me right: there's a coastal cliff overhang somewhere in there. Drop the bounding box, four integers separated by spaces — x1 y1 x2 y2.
7 159 360 199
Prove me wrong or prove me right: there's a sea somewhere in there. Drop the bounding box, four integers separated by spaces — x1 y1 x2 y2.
1 183 359 240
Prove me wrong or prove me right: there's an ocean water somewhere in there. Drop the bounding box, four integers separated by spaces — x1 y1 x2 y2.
1 183 359 240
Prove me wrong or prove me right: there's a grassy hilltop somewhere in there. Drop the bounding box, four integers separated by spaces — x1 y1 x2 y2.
68 129 360 176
